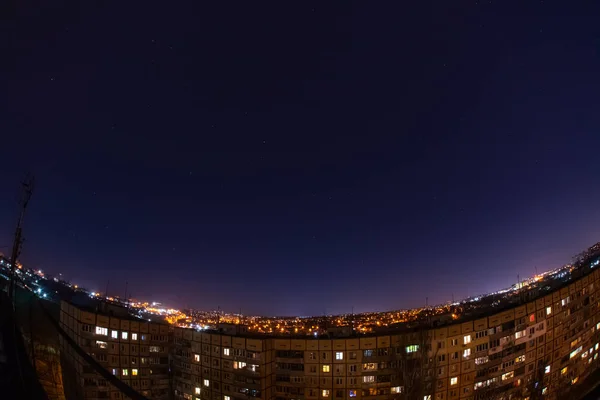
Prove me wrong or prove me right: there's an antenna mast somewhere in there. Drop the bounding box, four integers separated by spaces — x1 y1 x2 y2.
9 174 35 302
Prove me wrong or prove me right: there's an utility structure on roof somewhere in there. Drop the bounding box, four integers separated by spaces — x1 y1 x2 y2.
8 174 34 303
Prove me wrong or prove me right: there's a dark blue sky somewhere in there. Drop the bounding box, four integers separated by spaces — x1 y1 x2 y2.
2 1 600 316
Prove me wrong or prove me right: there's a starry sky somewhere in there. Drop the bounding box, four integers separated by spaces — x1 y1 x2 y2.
2 1 600 316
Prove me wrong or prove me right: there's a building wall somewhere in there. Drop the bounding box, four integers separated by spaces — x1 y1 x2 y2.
59 302 171 400
172 267 600 400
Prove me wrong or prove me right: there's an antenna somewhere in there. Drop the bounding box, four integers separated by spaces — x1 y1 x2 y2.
9 174 34 302
105 280 110 299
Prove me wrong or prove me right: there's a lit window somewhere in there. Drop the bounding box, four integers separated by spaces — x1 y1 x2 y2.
450 377 458 386
529 314 535 322
96 340 108 349
424 396 431 400
335 352 343 360
112 368 117 375
132 369 138 376
322 390 330 398
349 390 357 397
475 356 489 365
362 363 377 371
515 355 526 363
223 348 230 356
363 376 375 383
322 365 330 372
234 361 246 369
463 348 471 358
391 387 403 394
95 326 108 336
149 346 160 352
224 397 230 400
111 330 118 339
463 335 471 345
502 371 514 381
204 379 209 387
572 377 579 385
195 388 201 395
194 354 200 362
132 333 138 340
406 345 419 353
561 367 568 375
122 332 128 340
542 387 548 395
122 369 128 376
596 343 599 351
546 306 551 315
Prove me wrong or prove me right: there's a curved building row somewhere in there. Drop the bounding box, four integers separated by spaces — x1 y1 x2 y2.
60 257 600 400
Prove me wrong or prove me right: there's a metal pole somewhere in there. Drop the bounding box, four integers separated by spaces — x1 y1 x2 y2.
9 175 34 303
8 224 23 300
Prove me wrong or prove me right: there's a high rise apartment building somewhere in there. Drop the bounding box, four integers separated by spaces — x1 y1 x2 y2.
171 266 600 400
60 259 600 400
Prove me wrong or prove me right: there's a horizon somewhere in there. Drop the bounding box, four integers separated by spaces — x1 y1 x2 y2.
17 240 585 318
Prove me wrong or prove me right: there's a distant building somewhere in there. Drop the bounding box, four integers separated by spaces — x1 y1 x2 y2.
326 325 353 337
218 323 249 335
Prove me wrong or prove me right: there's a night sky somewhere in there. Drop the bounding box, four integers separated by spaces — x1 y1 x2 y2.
2 2 600 316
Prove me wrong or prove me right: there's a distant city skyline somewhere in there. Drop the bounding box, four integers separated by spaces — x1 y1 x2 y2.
3 2 600 315
13 245 578 318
